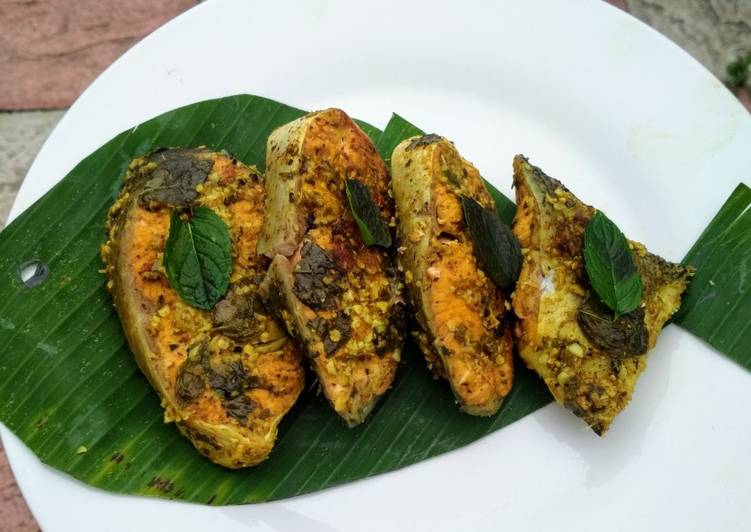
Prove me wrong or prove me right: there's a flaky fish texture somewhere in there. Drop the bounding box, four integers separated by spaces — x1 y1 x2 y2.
391 135 514 416
512 155 692 434
102 148 304 467
257 109 405 426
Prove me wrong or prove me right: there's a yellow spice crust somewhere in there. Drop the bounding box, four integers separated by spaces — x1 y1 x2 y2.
259 109 404 425
511 155 691 434
392 135 514 416
102 148 304 467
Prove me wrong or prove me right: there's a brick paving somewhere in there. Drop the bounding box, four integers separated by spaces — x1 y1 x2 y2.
0 110 65 230
0 440 39 532
0 0 195 109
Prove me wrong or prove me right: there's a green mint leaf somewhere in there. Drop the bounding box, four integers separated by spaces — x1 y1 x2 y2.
164 206 232 310
345 179 392 248
461 195 522 288
583 210 643 318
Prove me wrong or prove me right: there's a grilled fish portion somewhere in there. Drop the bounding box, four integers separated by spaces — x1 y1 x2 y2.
257 109 405 426
391 135 514 416
512 155 692 434
102 148 304 467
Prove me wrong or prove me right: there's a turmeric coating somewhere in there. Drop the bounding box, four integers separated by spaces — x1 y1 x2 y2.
511 155 692 434
102 148 304 467
258 109 405 426
391 135 514 416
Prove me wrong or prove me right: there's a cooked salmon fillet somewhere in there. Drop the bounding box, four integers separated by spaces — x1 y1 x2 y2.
512 155 692 434
257 109 405 426
102 148 304 467
391 135 514 416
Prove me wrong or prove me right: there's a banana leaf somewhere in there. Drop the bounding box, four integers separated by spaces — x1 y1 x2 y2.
673 183 751 370
0 95 550 505
0 96 746 506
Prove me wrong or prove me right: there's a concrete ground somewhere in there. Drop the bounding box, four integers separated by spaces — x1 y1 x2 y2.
0 111 65 229
0 1 749 530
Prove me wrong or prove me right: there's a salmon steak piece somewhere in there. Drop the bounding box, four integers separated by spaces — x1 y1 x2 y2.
512 155 692 434
391 135 514 416
103 148 304 467
258 109 405 426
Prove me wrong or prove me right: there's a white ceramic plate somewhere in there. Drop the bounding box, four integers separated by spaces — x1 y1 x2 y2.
3 0 751 530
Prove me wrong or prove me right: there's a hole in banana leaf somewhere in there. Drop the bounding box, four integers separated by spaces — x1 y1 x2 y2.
18 259 49 288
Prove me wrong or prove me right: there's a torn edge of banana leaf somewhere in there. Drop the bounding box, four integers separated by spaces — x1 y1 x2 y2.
673 182 751 370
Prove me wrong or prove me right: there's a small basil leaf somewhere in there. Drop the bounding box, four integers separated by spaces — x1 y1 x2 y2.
577 294 648 358
293 240 342 309
583 210 643 318
461 195 522 288
164 206 232 310
140 148 212 208
345 179 392 248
